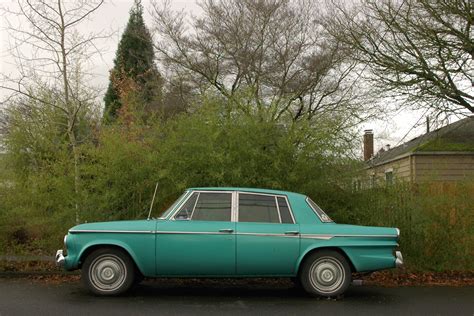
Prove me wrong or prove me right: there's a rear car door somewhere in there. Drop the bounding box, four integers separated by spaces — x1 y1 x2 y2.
236 192 300 276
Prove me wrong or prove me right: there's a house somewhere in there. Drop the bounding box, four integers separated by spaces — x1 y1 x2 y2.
363 116 474 185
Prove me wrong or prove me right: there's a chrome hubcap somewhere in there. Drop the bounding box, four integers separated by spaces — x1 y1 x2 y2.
89 255 127 292
309 257 345 294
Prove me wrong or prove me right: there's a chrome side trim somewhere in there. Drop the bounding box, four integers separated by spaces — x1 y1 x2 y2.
69 229 154 234
236 232 299 238
301 234 333 240
68 230 397 239
155 230 226 235
301 233 398 240
154 231 298 238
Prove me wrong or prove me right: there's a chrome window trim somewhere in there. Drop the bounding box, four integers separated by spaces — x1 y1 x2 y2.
236 191 296 224
168 190 296 223
231 191 238 222
275 196 282 223
188 192 200 220
170 191 196 221
170 190 234 221
306 197 333 223
158 191 191 220
277 195 296 224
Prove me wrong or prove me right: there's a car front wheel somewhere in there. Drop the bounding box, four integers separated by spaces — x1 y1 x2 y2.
300 250 351 297
82 247 135 296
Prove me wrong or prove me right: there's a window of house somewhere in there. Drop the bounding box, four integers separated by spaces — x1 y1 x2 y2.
385 171 394 185
174 192 232 221
238 193 280 223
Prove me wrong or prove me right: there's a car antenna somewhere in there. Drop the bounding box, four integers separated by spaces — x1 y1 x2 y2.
147 182 159 220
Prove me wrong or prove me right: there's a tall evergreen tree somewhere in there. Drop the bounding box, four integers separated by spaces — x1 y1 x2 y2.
103 0 162 123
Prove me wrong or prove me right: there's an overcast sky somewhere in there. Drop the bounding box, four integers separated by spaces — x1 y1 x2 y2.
0 0 450 152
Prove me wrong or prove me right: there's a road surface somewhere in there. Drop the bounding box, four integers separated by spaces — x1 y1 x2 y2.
0 278 473 316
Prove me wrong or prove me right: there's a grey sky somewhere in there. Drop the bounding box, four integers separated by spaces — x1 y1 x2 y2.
0 0 452 153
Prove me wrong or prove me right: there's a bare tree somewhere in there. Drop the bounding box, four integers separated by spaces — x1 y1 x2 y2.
325 0 474 116
0 0 108 223
150 0 376 125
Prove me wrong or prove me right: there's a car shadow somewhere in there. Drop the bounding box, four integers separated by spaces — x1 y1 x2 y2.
85 278 393 302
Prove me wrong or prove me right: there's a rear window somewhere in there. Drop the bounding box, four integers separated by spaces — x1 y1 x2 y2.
306 198 333 222
277 197 294 224
238 193 280 223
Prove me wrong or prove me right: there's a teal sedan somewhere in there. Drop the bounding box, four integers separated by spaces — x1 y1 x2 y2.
56 187 403 296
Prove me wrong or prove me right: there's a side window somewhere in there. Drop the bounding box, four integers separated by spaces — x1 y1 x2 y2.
174 192 198 220
238 193 280 223
175 192 232 221
192 192 232 221
277 197 294 224
307 197 333 222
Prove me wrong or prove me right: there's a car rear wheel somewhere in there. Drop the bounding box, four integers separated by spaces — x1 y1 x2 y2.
300 250 351 297
82 247 135 296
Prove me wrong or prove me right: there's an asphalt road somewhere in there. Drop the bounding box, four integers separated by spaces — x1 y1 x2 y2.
0 278 473 316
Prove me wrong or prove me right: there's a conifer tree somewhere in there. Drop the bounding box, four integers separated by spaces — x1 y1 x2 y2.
103 0 162 123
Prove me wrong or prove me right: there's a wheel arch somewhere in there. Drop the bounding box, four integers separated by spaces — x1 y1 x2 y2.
296 246 356 276
78 242 144 275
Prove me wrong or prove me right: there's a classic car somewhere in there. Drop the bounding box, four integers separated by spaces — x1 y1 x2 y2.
56 187 403 296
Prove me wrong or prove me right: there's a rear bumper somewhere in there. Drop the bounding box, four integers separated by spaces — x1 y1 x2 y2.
55 249 65 267
395 251 404 268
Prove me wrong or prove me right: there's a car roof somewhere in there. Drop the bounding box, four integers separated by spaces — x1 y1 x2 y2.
187 187 306 198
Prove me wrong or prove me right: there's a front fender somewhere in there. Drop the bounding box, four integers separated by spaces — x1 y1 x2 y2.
66 233 155 276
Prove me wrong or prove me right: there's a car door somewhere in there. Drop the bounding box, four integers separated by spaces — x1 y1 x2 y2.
155 191 236 276
236 192 300 276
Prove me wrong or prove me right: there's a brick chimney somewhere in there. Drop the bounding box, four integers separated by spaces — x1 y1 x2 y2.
363 129 374 161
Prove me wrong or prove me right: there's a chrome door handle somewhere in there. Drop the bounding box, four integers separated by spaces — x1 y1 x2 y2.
285 231 299 235
219 229 234 233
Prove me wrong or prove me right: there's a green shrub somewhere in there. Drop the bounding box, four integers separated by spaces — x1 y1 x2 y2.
1 94 472 272
331 181 474 271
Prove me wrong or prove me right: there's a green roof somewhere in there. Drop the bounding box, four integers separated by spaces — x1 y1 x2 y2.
368 116 474 167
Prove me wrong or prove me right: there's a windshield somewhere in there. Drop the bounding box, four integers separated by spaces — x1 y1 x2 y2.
158 191 188 219
306 197 333 223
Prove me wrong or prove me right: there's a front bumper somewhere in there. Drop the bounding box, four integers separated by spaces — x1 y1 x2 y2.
55 249 65 267
395 251 404 268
